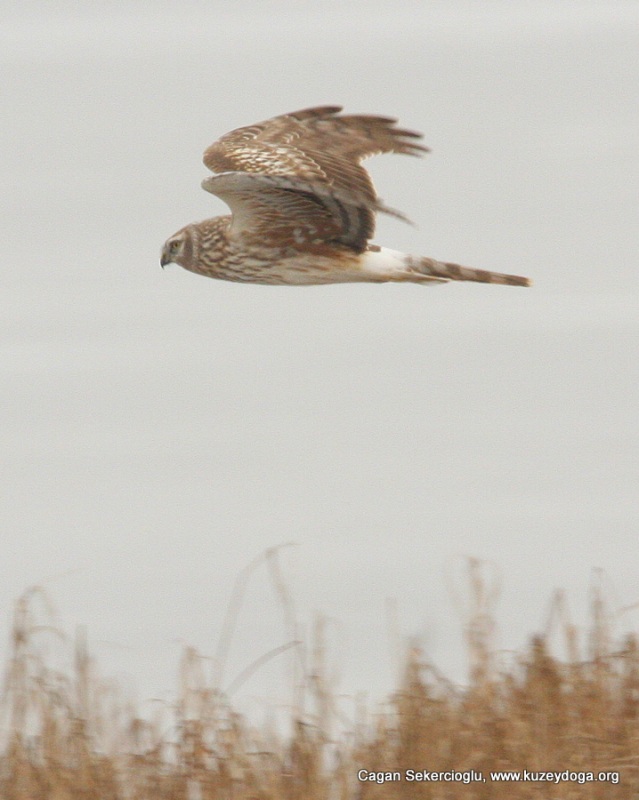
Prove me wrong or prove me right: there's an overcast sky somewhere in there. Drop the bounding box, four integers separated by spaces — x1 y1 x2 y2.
2 1 638 722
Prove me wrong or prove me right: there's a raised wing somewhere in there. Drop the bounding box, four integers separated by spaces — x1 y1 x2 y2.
202 106 426 251
202 171 394 252
203 106 428 199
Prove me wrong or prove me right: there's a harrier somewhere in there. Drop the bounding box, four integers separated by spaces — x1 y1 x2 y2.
161 106 531 288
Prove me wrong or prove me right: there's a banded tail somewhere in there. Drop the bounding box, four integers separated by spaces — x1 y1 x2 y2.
407 255 532 287
361 247 532 287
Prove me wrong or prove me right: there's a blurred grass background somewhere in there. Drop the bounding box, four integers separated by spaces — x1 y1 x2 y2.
1 555 638 799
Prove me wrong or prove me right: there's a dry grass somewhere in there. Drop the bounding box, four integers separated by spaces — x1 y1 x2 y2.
1 556 638 799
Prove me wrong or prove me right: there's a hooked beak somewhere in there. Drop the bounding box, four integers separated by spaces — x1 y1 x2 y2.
160 249 170 269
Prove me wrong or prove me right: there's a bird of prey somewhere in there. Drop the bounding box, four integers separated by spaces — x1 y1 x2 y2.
160 106 531 288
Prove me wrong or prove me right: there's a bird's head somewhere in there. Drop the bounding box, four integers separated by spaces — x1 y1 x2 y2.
160 228 190 268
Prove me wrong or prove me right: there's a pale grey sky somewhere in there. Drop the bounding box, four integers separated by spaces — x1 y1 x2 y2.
2 1 638 719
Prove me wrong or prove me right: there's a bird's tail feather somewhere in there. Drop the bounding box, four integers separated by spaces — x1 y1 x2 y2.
407 255 532 287
359 247 531 287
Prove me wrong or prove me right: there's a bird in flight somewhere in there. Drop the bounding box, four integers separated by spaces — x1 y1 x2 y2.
161 106 531 288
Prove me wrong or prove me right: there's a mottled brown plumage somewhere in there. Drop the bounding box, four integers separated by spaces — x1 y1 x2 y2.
161 106 531 288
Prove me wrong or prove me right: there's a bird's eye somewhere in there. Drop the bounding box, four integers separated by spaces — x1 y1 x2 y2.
170 240 180 252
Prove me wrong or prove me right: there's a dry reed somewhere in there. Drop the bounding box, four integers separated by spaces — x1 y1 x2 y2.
1 557 638 799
